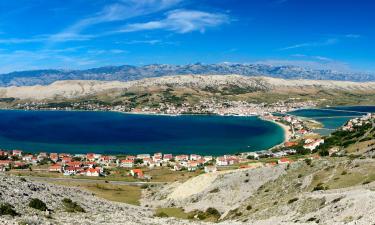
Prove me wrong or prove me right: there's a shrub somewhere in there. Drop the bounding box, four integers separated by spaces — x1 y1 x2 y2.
29 198 47 211
312 183 328 191
287 198 298 204
62 198 85 213
304 158 312 166
209 188 220 193
246 205 252 210
205 207 221 218
0 203 18 216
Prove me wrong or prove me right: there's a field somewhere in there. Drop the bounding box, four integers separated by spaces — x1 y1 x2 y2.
45 180 142 205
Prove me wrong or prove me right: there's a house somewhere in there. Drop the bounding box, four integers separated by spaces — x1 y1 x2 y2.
204 165 217 173
86 153 96 162
163 154 173 161
22 154 34 162
203 156 213 162
216 157 228 166
278 158 293 164
120 159 134 168
136 154 151 159
13 161 26 169
12 150 23 157
50 153 59 162
67 161 83 168
0 160 12 168
190 154 202 161
31 157 38 165
0 150 8 157
86 168 100 177
83 161 96 168
63 167 79 176
153 152 163 159
49 164 62 172
37 152 48 160
187 161 199 171
303 139 324 151
99 156 113 165
126 155 136 161
175 155 189 161
130 169 144 178
61 156 72 164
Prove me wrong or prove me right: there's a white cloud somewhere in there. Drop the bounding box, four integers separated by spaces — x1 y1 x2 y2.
279 38 338 51
120 9 229 33
49 0 182 43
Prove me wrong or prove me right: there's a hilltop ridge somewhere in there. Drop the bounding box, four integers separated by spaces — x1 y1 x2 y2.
1 63 374 87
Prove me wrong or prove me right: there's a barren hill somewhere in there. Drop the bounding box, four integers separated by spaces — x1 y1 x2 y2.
1 75 375 101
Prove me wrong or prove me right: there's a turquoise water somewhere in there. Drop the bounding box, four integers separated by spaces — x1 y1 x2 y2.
290 106 375 135
0 110 285 155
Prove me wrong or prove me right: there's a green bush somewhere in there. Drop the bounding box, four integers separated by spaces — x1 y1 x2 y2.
0 203 18 216
62 198 85 213
29 198 47 211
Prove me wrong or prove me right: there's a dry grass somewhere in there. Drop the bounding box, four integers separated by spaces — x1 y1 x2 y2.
47 180 142 205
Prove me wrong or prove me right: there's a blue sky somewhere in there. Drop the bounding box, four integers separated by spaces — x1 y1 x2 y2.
0 0 374 73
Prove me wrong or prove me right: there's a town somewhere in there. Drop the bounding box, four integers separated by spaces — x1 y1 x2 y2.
12 98 318 116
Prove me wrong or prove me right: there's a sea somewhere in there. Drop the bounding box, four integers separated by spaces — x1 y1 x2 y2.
1 106 373 155
0 110 284 155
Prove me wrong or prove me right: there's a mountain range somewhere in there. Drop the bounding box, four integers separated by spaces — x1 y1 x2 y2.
1 63 374 87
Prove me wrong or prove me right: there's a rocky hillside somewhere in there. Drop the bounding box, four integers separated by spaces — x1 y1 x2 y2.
1 75 375 101
1 63 374 87
0 174 208 225
143 157 375 225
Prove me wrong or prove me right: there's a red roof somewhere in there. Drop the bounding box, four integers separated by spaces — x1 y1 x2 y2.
121 159 134 163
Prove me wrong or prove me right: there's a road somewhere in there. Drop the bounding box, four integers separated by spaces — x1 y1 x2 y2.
23 176 165 186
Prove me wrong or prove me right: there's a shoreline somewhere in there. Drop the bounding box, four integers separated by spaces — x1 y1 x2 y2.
259 117 293 150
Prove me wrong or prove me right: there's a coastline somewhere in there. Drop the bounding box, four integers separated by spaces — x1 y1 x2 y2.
259 117 293 150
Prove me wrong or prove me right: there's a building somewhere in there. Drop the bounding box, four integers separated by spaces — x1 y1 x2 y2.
63 167 79 176
49 164 62 172
120 159 134 168
86 168 100 177
216 157 228 166
187 161 199 171
12 150 23 157
175 155 189 161
50 153 59 162
303 139 324 151
163 154 173 161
